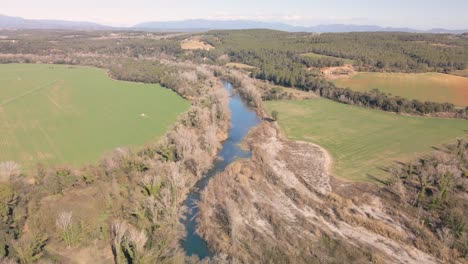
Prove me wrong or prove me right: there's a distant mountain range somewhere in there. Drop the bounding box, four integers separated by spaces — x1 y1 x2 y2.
0 14 110 30
134 19 468 34
1 14 466 34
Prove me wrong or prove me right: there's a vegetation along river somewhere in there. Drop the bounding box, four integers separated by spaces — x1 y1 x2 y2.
181 81 261 259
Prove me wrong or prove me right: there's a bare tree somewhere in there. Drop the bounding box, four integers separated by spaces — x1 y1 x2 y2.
0 161 21 182
55 211 75 247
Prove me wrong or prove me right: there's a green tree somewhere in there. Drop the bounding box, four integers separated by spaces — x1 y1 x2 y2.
271 110 279 121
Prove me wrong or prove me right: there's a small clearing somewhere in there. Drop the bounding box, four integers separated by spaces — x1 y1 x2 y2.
320 64 355 80
225 62 256 69
181 37 214 50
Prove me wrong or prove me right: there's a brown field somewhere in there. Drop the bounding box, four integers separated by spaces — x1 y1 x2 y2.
332 72 468 106
181 38 214 50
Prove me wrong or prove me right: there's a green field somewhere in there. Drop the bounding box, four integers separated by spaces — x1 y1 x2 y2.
0 64 189 168
265 98 468 182
301 53 356 65
332 72 468 106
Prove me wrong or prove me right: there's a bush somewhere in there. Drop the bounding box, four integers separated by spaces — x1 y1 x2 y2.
271 110 279 121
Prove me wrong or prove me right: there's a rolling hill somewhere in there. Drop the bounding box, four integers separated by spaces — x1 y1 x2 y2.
1 14 466 33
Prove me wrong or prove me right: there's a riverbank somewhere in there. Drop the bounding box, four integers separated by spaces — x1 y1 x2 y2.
197 121 439 263
196 69 454 263
181 81 261 259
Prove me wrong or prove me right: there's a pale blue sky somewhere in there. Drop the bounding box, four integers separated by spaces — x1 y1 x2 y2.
2 0 467 28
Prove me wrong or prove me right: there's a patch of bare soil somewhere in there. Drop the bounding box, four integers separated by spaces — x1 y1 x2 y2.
321 64 355 80
181 37 214 51
198 122 440 263
225 62 256 70
28 183 114 263
430 43 459 48
92 32 189 40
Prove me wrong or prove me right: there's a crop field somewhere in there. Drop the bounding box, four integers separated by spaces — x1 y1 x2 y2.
0 64 189 168
332 72 468 106
301 52 356 65
265 98 468 182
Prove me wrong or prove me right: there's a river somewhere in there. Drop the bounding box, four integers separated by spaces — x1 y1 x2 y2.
180 81 261 259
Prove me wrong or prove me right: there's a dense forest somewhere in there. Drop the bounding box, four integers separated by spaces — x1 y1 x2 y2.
202 30 468 72
195 30 468 117
1 29 467 118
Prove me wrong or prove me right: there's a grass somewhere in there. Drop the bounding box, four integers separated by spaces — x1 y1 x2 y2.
265 98 468 183
332 72 468 106
301 53 356 65
0 64 189 168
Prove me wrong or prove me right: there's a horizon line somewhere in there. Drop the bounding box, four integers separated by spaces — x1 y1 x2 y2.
1 13 467 31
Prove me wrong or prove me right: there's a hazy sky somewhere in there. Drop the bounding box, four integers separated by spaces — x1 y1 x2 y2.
2 0 467 29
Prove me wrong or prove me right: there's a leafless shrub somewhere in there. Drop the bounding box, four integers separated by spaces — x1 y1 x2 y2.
180 71 198 84
0 161 21 181
203 125 221 154
170 126 198 162
101 147 131 170
111 220 128 264
166 162 185 203
141 173 161 196
127 226 148 253
437 227 454 246
0 257 16 264
55 211 72 231
111 220 150 263
217 54 230 64
111 220 127 245
56 211 77 247
196 66 213 80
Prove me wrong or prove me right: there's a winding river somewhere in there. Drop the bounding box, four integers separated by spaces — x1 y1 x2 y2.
181 81 261 259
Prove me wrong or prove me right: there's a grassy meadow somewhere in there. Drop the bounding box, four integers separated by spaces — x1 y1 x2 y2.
265 98 468 182
332 72 468 106
0 64 189 168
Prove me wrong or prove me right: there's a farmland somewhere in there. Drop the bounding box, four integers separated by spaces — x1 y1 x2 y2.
332 72 468 106
265 98 468 182
0 64 189 168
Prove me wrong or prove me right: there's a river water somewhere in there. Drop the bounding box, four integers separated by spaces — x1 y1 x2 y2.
180 81 261 259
